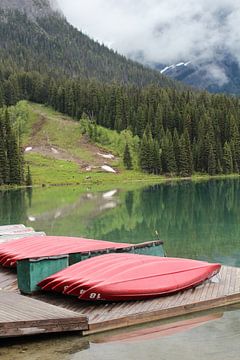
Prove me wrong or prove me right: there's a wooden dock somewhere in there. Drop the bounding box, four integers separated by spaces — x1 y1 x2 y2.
2 263 239 336
37 265 240 335
0 224 240 337
0 292 88 337
0 225 88 337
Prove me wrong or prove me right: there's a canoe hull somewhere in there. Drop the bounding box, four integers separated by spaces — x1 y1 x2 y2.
0 236 131 267
38 254 221 302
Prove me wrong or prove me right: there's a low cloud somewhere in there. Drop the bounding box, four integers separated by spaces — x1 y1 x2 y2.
58 0 240 67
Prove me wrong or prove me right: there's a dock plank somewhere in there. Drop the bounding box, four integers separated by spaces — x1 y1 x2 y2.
0 292 88 338
0 225 26 232
0 232 45 244
0 228 34 236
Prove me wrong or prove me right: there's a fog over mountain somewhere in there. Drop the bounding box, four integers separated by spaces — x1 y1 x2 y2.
2 0 240 92
58 0 240 92
58 0 240 64
0 0 62 18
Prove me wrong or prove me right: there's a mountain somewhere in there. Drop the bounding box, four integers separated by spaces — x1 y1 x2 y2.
0 0 178 88
155 53 240 94
0 0 62 19
1 2 240 183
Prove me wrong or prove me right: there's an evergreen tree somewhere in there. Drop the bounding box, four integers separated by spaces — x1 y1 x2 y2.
123 143 133 170
135 106 146 138
229 115 240 173
161 130 177 174
139 132 148 172
178 131 193 177
173 128 180 174
223 142 233 174
140 132 152 173
0 86 4 108
208 145 217 175
0 139 5 185
0 113 9 183
26 166 32 186
152 140 161 174
179 138 188 177
2 109 23 185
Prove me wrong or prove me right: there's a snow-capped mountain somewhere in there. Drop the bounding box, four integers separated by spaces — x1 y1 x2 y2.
156 54 240 94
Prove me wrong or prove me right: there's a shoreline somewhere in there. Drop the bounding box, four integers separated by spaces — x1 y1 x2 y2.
0 173 240 192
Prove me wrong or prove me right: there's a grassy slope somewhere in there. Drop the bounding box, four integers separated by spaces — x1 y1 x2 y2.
21 102 239 188
23 102 163 186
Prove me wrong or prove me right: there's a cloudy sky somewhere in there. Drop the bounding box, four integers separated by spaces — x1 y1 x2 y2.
57 0 240 66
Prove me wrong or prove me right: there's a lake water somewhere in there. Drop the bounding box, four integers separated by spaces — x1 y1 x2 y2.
0 179 240 359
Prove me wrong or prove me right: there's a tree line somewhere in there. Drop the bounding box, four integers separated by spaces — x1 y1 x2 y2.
0 108 24 185
1 68 240 176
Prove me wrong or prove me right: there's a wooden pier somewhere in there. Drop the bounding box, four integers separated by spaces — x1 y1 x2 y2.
0 224 240 337
0 292 88 337
36 265 240 335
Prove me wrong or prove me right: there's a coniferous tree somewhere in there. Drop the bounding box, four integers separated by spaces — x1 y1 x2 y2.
135 106 146 138
140 132 152 172
179 137 189 177
229 116 240 173
153 104 163 142
173 128 181 174
123 143 133 170
152 140 161 174
178 130 193 177
223 142 233 174
26 166 32 186
184 129 193 175
208 145 217 175
0 113 9 183
0 87 4 108
0 139 5 185
161 130 177 174
0 108 24 185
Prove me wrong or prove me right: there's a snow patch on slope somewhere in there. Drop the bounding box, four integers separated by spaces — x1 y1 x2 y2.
160 61 192 74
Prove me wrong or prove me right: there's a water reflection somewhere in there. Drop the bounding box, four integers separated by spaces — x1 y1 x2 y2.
92 313 223 343
79 310 240 360
0 179 240 266
0 190 27 225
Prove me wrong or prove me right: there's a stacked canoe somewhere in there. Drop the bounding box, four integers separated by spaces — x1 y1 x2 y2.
0 236 131 267
38 253 221 301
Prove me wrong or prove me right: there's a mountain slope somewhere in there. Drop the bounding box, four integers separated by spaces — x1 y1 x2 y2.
0 2 178 88
0 0 62 19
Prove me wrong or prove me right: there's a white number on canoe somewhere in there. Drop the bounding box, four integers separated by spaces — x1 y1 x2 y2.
89 293 101 299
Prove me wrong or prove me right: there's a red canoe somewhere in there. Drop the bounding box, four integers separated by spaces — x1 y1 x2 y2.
38 253 221 301
0 236 130 267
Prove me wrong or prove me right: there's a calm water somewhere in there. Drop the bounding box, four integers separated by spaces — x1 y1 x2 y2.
0 179 240 359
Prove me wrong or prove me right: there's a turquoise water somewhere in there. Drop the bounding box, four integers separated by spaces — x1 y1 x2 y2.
0 179 240 359
0 179 239 265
